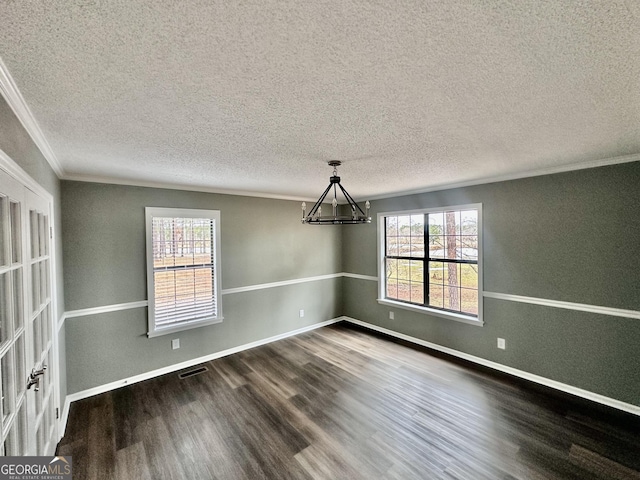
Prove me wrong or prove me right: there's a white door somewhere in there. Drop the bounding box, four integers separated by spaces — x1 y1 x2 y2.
0 168 57 456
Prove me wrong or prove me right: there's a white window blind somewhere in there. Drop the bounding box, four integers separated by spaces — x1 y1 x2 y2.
145 208 223 337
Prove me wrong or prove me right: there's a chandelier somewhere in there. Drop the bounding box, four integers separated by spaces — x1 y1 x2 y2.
301 161 371 225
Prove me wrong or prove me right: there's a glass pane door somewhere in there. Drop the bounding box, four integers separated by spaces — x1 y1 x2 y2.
0 169 29 456
25 188 56 455
0 169 56 456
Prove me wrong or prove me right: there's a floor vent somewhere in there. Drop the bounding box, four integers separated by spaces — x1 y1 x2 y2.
178 366 208 379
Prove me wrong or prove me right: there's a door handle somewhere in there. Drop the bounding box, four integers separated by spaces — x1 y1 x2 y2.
30 365 47 379
27 376 40 392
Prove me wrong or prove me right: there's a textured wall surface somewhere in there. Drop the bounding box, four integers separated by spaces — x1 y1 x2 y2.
342 162 640 405
62 181 342 393
0 95 67 408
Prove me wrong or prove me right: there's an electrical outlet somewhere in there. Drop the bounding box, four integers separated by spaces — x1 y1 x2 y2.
389 311 395 320
172 338 180 350
497 338 506 350
299 309 305 318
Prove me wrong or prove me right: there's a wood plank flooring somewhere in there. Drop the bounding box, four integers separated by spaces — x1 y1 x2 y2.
57 324 640 479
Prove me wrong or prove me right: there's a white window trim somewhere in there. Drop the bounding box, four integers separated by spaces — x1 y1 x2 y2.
377 203 483 326
145 207 223 338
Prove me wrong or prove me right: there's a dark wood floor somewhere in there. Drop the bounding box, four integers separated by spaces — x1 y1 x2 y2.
58 323 640 479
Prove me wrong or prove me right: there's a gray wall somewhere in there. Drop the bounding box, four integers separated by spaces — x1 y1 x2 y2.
62 181 343 393
343 162 640 406
4 81 638 417
0 95 66 406
62 163 640 407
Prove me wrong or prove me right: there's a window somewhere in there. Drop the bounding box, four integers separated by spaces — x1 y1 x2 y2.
145 208 223 337
378 204 482 325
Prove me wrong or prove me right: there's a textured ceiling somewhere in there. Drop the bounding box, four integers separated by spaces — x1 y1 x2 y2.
0 1 639 200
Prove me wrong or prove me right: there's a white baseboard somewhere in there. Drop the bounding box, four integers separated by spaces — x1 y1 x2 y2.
63 317 343 408
343 317 640 417
57 314 639 441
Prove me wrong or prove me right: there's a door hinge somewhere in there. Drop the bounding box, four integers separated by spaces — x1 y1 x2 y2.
50 227 53 239
56 407 59 419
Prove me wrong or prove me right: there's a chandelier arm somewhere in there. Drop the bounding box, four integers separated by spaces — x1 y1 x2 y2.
337 183 367 216
307 182 333 217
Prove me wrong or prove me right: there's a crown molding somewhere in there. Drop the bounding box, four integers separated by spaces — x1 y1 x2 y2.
66 152 640 204
1 54 637 201
0 56 64 177
61 173 315 203
360 153 640 202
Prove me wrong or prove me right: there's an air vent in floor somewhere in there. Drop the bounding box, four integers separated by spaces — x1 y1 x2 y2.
178 366 208 379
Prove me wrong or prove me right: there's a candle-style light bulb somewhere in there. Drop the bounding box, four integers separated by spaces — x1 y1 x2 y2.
365 200 370 219
301 202 306 222
332 198 337 217
317 206 322 219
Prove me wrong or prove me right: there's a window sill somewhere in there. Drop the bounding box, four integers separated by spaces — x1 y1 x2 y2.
147 317 224 338
376 298 483 326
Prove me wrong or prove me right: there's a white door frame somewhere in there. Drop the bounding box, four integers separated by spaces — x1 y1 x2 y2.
0 148 60 451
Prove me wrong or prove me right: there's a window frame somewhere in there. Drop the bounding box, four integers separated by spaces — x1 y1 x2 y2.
145 207 223 338
377 203 483 326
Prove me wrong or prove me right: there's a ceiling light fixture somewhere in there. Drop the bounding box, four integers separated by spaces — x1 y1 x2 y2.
302 161 371 225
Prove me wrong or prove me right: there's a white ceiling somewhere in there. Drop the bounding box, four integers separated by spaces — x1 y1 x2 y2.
0 1 639 201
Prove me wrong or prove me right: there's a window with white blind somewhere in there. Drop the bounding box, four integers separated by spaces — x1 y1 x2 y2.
145 207 223 337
